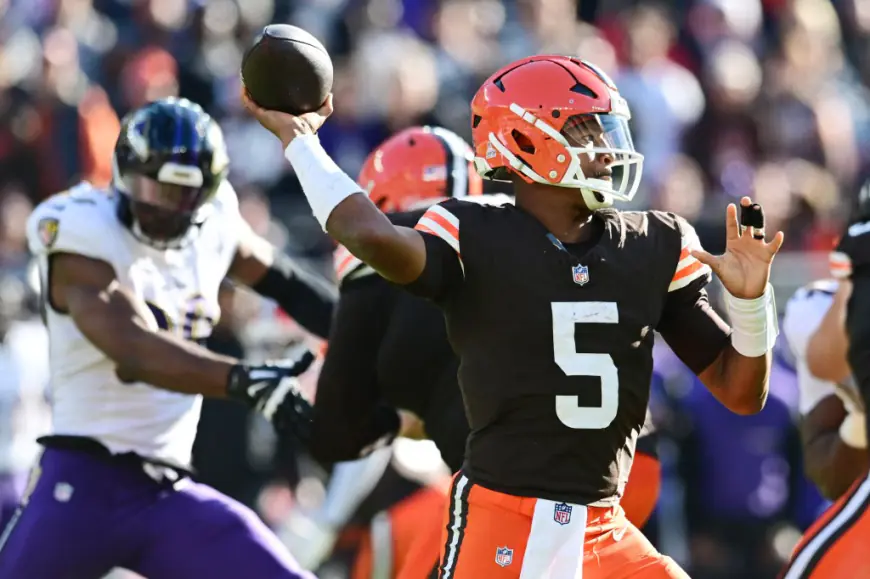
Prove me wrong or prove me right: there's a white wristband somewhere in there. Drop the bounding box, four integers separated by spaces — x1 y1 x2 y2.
725 283 779 358
839 411 867 449
283 134 362 230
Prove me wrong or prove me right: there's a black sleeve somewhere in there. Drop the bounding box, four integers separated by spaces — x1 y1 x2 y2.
657 278 732 375
636 409 658 458
847 268 870 397
250 253 337 339
401 232 465 303
309 275 400 465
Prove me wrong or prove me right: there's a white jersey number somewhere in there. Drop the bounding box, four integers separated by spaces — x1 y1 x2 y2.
552 302 619 429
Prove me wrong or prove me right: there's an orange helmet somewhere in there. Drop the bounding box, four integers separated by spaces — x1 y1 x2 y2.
471 55 643 209
357 126 482 213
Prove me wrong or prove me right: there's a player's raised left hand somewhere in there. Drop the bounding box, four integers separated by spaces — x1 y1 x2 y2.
241 87 333 148
691 197 785 299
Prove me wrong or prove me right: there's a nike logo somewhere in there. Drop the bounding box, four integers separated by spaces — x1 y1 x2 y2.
613 524 627 542
247 381 271 399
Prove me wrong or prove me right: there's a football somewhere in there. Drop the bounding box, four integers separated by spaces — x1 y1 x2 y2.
241 24 333 115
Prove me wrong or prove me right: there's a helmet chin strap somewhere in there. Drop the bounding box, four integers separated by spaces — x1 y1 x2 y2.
580 187 613 210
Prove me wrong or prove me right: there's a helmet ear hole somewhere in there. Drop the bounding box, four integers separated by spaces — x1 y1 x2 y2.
510 129 536 154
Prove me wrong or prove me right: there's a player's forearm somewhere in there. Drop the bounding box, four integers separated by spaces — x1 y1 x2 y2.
283 135 425 284
248 253 337 339
701 284 778 414
702 345 770 414
325 196 425 284
68 283 237 397
803 431 868 500
231 228 337 339
113 329 237 397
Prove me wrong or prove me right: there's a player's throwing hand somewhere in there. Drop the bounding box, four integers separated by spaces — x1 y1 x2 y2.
241 88 334 148
691 196 785 300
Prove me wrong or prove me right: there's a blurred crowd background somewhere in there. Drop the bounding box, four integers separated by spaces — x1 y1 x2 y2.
1 0 869 577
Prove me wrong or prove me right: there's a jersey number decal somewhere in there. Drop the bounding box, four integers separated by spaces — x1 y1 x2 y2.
145 296 215 343
552 302 619 429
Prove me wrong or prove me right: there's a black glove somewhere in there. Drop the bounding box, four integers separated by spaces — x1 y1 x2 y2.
226 350 316 444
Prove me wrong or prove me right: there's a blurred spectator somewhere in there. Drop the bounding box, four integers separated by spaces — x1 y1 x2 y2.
616 5 706 204
120 46 178 110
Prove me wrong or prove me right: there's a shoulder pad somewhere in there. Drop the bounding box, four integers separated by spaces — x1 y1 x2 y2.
210 180 240 220
26 183 115 262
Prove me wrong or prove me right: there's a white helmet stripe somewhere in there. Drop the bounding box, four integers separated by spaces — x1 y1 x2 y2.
430 126 471 199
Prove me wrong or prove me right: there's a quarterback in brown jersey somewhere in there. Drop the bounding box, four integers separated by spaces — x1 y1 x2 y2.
244 55 783 579
306 126 663 579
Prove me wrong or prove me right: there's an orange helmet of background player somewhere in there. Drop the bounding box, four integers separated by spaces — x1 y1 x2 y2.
470 55 644 209
357 126 482 213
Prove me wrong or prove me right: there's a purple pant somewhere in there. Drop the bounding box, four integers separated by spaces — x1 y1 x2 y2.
0 448 313 579
0 473 27 534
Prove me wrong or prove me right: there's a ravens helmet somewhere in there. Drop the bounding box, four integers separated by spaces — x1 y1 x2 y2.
113 98 229 248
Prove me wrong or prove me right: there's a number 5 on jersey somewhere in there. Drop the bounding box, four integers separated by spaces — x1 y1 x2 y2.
552 302 619 429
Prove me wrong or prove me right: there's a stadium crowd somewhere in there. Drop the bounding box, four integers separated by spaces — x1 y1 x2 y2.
1 0 869 577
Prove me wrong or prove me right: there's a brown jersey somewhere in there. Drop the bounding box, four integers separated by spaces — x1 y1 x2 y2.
404 198 730 505
311 211 468 473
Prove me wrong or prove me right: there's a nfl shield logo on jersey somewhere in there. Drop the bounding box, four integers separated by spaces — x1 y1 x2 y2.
572 264 589 286
495 546 513 567
38 217 59 249
554 502 573 525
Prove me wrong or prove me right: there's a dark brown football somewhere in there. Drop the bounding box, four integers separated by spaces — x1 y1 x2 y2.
241 24 333 115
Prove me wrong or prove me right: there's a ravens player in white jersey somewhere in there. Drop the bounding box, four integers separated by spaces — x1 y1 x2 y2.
782 279 867 501
0 98 331 579
780 185 870 578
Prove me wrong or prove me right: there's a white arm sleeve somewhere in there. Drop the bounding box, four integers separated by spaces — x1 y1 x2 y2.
782 284 839 415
